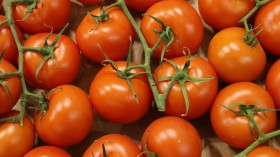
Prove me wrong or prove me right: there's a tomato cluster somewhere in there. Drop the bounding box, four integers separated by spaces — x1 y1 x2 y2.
1 0 280 157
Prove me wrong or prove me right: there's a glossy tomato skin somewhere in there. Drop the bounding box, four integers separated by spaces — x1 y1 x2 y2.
154 55 218 119
141 116 202 157
12 0 71 34
23 145 71 157
77 0 100 5
207 27 266 83
254 0 280 56
22 33 81 90
0 111 35 157
34 84 94 147
211 82 277 148
83 134 141 157
247 146 280 157
76 6 135 63
0 15 23 65
0 59 21 115
198 0 255 30
124 0 161 11
90 61 152 123
265 59 280 109
141 0 203 59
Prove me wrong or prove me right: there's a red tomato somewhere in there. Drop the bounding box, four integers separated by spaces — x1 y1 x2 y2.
254 0 280 56
0 111 35 157
211 82 277 148
89 61 152 123
207 27 266 83
0 15 23 65
22 33 81 90
12 0 71 34
0 59 21 115
265 58 280 109
141 0 203 59
76 6 135 63
23 145 71 157
154 55 218 119
141 116 202 157
247 146 280 157
124 0 161 11
34 84 94 147
198 0 255 30
77 0 100 5
83 134 142 157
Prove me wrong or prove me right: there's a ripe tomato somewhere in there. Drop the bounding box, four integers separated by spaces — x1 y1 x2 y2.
0 15 23 65
0 111 35 157
141 116 202 157
89 61 152 123
76 6 135 63
0 59 21 115
141 0 203 59
254 0 280 56
23 145 71 157
198 0 255 30
154 55 218 119
77 0 100 5
12 0 71 34
22 33 81 90
124 0 161 11
34 84 94 147
207 27 266 83
83 134 141 157
265 58 280 109
247 146 280 157
211 82 277 148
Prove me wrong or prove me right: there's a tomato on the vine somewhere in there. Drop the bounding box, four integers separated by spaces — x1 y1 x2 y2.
141 0 203 59
141 116 202 157
76 6 135 63
34 84 94 147
83 134 142 157
198 0 255 30
0 111 35 157
247 146 280 157
124 0 161 11
89 61 152 123
0 15 23 65
211 82 277 148
12 0 71 34
23 145 71 157
207 27 266 83
22 33 81 90
154 55 218 119
0 59 21 115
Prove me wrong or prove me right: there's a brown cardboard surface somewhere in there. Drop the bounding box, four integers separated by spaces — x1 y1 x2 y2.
2 0 280 157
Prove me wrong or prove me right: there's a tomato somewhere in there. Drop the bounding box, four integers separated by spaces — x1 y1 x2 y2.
154 55 218 119
141 116 202 157
247 146 280 157
23 145 71 157
265 58 280 109
254 0 280 56
77 0 100 5
22 33 81 90
0 59 21 115
141 0 203 59
0 111 35 157
89 61 152 123
207 27 266 83
198 0 255 30
76 6 135 63
12 0 71 34
83 134 141 157
0 15 23 65
124 0 161 11
34 84 94 147
211 82 277 148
